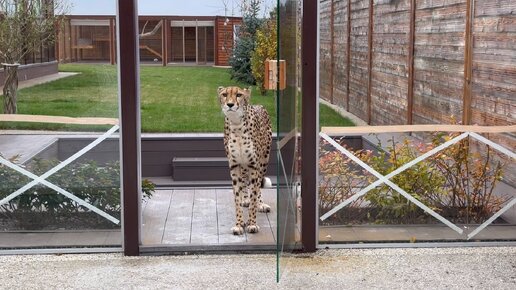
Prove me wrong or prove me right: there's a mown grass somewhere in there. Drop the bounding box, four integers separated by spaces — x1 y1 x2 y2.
1 64 353 132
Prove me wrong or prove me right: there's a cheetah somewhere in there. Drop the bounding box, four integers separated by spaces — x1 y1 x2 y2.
218 86 272 235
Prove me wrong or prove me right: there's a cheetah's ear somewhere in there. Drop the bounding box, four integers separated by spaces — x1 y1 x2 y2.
244 87 252 96
217 86 225 95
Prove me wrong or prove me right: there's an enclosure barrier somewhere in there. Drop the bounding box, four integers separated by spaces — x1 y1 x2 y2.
320 125 516 240
0 114 120 224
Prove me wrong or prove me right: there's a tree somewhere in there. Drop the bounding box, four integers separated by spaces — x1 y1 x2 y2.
0 0 68 114
250 9 276 95
229 0 263 85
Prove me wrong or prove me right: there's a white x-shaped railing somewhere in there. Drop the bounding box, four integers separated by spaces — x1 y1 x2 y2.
320 125 516 240
0 115 120 224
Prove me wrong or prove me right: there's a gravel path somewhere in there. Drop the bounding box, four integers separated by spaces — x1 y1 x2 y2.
1 247 515 289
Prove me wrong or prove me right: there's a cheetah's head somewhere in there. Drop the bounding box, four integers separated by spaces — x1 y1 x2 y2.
217 86 251 121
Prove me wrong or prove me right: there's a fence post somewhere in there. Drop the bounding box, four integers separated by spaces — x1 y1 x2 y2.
407 0 416 124
346 0 351 111
330 0 335 104
367 0 374 124
462 0 474 125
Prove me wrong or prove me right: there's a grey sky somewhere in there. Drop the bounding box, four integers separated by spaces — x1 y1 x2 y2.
69 0 275 17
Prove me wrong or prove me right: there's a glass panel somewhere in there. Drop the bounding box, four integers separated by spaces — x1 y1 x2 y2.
277 0 302 281
318 132 516 244
317 0 515 246
0 0 121 249
138 7 276 251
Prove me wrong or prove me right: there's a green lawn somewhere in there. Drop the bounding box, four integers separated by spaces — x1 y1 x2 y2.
1 64 353 132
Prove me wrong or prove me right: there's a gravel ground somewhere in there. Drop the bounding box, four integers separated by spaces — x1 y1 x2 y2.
1 247 515 289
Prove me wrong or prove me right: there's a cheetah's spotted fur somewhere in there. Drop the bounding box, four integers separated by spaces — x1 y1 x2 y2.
218 86 272 235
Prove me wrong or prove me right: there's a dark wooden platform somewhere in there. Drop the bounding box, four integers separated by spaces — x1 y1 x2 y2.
141 188 276 246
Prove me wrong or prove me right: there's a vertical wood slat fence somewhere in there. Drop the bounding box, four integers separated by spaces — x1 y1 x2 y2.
319 0 516 184
319 0 515 129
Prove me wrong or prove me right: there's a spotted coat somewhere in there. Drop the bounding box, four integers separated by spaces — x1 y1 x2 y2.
218 86 272 235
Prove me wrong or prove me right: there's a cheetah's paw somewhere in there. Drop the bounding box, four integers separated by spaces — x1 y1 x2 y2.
246 224 260 233
258 203 271 213
231 225 245 235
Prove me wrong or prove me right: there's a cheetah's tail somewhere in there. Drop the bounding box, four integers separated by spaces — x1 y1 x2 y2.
261 177 272 188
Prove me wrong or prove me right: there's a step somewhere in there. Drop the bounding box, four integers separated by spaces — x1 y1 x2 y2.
172 157 230 181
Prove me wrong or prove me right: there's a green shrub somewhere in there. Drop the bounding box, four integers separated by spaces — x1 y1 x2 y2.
250 11 277 95
319 134 509 225
427 132 509 223
363 138 447 223
319 139 371 225
0 156 155 228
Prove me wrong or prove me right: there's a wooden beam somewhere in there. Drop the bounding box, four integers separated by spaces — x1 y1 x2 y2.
109 18 116 65
407 0 416 124
0 114 118 125
346 0 351 111
161 19 168 66
214 17 219 65
462 0 474 125
322 125 516 135
367 0 374 124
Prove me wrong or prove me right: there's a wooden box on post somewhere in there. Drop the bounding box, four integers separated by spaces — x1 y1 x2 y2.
264 59 286 91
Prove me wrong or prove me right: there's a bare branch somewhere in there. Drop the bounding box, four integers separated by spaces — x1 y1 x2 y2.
139 20 162 39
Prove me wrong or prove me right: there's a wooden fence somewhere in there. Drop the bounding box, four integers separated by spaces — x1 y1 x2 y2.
319 0 515 136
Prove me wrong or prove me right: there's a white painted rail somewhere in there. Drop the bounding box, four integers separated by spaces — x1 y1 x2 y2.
0 115 120 224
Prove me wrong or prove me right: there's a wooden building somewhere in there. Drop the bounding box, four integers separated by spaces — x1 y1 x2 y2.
56 15 243 66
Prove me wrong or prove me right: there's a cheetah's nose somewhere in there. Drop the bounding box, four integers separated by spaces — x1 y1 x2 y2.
227 103 234 108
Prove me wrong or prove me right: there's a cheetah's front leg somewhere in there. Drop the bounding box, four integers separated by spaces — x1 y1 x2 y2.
230 165 245 235
246 167 260 233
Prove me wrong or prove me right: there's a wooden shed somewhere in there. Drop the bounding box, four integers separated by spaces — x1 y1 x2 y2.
56 15 243 66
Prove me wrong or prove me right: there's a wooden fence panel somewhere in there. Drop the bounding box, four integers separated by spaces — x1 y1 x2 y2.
471 0 516 184
333 0 350 109
348 0 370 121
371 0 410 125
319 0 333 103
413 0 467 125
318 0 514 131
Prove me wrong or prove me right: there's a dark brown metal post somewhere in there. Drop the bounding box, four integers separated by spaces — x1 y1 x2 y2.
367 0 374 124
301 0 318 253
462 0 474 125
346 0 351 111
117 0 141 256
407 0 416 124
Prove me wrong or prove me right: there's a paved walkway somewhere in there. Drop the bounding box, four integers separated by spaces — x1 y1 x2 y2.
0 72 77 92
0 247 515 289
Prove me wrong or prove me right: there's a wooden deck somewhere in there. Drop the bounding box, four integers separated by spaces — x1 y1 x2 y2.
141 188 277 246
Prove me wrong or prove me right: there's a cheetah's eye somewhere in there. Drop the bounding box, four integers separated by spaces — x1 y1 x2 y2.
236 93 242 98
222 93 228 98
